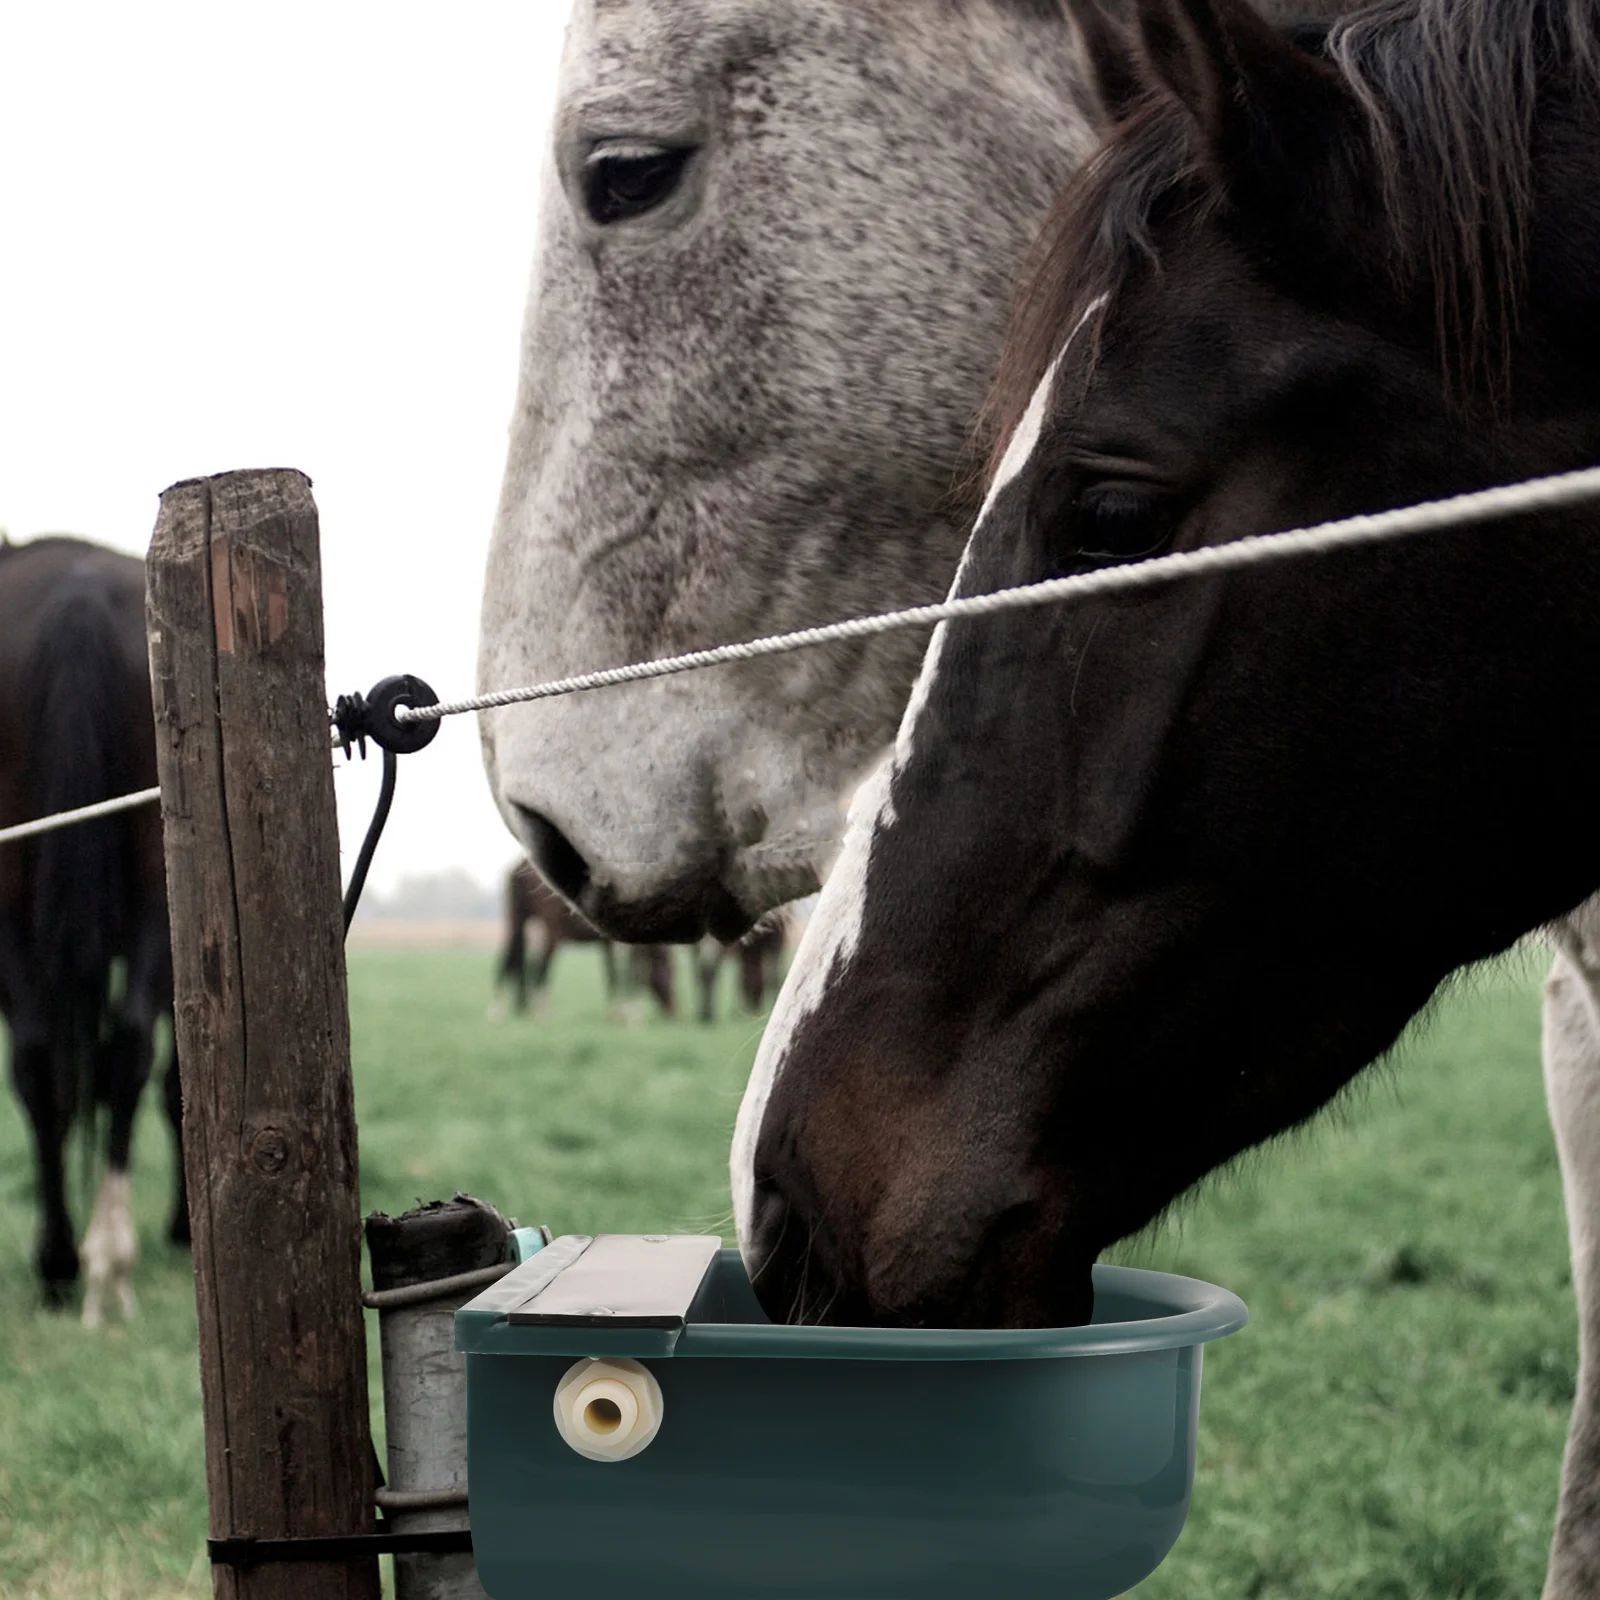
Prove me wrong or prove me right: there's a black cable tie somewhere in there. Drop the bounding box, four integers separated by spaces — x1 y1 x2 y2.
207 1525 473 1568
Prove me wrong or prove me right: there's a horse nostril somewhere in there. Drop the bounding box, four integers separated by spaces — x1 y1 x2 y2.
515 807 591 903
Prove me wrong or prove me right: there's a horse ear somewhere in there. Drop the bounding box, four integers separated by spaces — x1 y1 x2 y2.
1066 0 1146 126
1134 0 1349 198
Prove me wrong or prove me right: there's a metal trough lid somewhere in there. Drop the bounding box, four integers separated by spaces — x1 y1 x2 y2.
509 1234 720 1327
456 1234 722 1356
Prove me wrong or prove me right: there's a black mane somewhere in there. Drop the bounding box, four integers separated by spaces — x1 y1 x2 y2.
985 0 1599 464
1330 0 1595 384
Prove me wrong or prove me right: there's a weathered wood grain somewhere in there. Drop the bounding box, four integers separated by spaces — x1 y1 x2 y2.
147 469 379 1600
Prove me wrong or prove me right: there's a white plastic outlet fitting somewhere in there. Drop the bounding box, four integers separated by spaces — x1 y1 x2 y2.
552 1357 664 1462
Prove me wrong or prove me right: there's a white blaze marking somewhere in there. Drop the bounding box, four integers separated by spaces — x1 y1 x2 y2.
731 301 1106 1258
893 321 1090 767
731 751 892 1250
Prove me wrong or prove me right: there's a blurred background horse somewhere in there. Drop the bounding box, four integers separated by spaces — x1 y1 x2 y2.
495 864 791 1025
0 535 184 1325
494 860 675 1020
695 911 789 1024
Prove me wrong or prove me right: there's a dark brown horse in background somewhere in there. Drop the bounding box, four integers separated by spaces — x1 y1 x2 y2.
495 861 675 1020
0 536 185 1323
694 911 790 1024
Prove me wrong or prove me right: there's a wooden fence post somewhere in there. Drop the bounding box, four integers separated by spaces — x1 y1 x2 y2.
147 469 380 1600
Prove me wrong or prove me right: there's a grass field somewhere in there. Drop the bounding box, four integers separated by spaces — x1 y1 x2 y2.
0 941 1578 1598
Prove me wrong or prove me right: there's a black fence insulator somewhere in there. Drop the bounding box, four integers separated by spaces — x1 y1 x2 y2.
333 674 441 759
331 674 441 931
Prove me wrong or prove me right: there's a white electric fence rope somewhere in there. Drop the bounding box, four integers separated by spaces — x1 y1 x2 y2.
9 463 1600 845
0 786 162 847
394 463 1600 726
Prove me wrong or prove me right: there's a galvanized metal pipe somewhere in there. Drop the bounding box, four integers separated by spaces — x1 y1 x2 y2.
365 1196 534 1600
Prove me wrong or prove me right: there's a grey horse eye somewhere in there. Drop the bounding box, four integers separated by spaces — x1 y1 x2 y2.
582 144 695 226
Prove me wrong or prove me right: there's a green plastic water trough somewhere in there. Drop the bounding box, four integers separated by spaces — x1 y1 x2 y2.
456 1233 1246 1599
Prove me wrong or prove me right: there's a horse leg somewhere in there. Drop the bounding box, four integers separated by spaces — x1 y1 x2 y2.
164 1041 189 1245
513 920 530 1014
528 925 557 1020
145 909 188 1247
10 1027 78 1302
1542 901 1600 1597
604 941 631 1024
695 938 720 1024
0 922 77 1298
83 960 163 1327
78 1040 138 1326
489 912 522 1023
80 1161 136 1330
529 920 555 1019
740 943 764 1012
650 947 676 1018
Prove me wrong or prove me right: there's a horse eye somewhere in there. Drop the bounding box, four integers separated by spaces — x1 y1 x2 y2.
1070 484 1175 564
582 143 695 226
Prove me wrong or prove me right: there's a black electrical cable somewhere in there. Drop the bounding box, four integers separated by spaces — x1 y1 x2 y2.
330 674 441 933
341 748 397 932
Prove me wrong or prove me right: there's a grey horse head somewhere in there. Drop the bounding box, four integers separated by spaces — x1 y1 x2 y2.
478 0 1097 941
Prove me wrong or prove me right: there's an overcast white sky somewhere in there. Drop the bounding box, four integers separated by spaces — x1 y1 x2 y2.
1 3 572 896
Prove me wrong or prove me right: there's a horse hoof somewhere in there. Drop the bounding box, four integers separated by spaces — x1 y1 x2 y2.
40 1275 77 1312
38 1236 79 1306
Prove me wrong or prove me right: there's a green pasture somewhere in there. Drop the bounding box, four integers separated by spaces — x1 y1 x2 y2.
0 941 1577 1598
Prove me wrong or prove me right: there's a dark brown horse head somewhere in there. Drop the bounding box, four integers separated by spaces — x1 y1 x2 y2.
734 0 1600 1329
